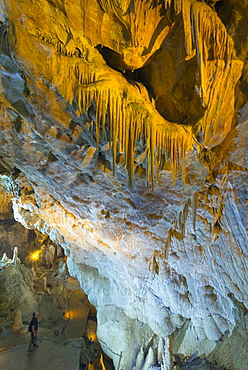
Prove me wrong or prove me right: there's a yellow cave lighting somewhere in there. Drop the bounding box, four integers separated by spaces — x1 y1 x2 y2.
63 310 72 319
87 332 97 342
30 250 41 261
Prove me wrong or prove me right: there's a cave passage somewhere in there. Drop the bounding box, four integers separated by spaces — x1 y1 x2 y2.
0 240 114 370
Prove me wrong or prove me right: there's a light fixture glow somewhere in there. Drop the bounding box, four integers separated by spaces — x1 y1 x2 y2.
30 251 40 261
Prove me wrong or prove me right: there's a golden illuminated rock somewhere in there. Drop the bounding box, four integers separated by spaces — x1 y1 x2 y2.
2 0 244 189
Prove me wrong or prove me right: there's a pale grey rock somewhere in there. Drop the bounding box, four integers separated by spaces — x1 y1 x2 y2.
135 347 145 369
0 262 37 321
12 247 20 265
5 144 247 367
142 347 156 370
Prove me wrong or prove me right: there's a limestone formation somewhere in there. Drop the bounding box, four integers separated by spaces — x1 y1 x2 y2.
11 247 20 265
11 310 23 332
0 247 20 268
0 176 40 262
0 0 247 369
1 252 9 264
0 257 37 321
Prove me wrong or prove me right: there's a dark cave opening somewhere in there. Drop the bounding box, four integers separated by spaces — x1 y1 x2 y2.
95 43 205 126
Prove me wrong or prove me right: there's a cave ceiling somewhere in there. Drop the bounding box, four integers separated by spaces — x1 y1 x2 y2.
0 0 246 184
0 0 248 367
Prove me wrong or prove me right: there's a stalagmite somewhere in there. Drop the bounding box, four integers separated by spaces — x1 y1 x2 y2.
11 310 23 332
12 247 20 265
1 252 9 264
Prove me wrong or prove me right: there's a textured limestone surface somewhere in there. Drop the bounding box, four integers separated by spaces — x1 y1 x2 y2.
0 0 248 369
0 175 40 261
0 261 37 321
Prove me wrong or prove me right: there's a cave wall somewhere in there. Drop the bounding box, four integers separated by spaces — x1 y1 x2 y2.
0 1 247 369
0 260 37 321
0 175 54 263
0 175 38 261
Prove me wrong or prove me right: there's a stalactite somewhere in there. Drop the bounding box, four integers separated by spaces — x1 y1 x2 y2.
190 0 238 106
112 93 117 174
127 111 135 188
155 131 162 181
108 88 113 143
170 135 176 185
175 200 189 236
150 123 155 191
146 117 151 192
164 229 172 260
191 193 197 233
163 0 172 10
101 89 108 142
29 0 244 155
142 347 156 370
161 336 172 370
181 135 186 186
118 96 124 153
135 346 145 369
157 337 165 364
174 0 182 15
95 89 101 149
50 38 194 190
182 0 193 58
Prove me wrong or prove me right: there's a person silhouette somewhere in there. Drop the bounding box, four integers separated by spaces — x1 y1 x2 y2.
27 311 39 354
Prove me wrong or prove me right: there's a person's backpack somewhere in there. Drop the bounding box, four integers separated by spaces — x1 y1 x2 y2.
28 321 32 332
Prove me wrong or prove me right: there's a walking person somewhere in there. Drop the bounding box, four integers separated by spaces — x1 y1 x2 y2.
27 311 39 354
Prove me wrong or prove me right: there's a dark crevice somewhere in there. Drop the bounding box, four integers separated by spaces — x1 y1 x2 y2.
96 45 127 73
96 40 205 126
47 151 58 163
95 44 154 99
215 0 224 13
46 0 67 17
14 116 22 133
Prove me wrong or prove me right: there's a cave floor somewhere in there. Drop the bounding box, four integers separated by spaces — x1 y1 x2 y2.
0 272 113 370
